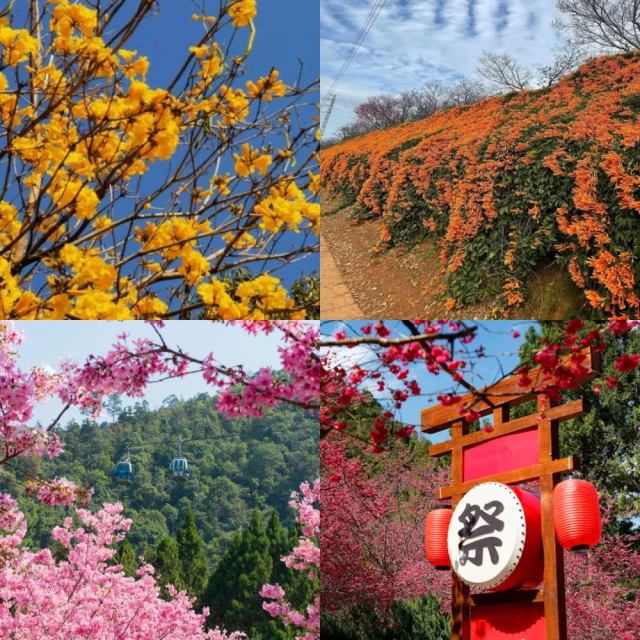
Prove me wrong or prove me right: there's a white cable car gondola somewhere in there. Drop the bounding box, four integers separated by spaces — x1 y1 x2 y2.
170 438 190 482
113 447 134 486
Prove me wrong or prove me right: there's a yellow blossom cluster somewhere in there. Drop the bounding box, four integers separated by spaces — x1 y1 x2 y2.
233 143 272 178
221 231 256 249
227 0 257 28
135 218 212 260
254 180 320 234
189 42 224 89
0 202 21 248
0 258 26 318
178 251 210 286
246 70 287 102
216 85 251 125
0 25 38 65
198 273 303 319
50 0 97 38
57 244 116 290
119 49 150 80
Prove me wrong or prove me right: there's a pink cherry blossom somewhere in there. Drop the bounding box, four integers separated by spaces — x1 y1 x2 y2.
0 499 243 639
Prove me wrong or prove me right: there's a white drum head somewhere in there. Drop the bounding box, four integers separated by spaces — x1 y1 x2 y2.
447 482 526 590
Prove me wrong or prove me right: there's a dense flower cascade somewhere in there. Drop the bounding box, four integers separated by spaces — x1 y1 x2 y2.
0 0 319 320
1 319 319 504
320 319 639 453
0 499 243 639
321 53 640 315
261 480 320 640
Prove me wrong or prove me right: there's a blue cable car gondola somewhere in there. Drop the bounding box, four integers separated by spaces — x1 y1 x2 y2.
170 457 189 482
170 438 190 482
113 459 134 486
113 446 134 486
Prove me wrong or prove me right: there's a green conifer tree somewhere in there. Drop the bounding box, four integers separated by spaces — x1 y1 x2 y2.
116 538 136 577
154 535 184 600
265 509 289 584
265 510 316 615
176 510 209 603
203 509 275 636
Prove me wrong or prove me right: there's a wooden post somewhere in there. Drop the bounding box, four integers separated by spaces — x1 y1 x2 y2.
538 397 568 640
450 420 470 640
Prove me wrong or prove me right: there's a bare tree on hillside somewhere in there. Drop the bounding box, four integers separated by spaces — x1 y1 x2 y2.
478 51 533 90
555 0 640 51
421 80 450 115
536 40 588 85
478 43 587 94
445 76 491 105
335 120 373 141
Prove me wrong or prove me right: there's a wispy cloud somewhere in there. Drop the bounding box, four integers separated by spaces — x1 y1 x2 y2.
321 0 566 136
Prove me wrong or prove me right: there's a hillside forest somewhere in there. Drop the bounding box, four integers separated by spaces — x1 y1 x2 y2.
0 392 319 639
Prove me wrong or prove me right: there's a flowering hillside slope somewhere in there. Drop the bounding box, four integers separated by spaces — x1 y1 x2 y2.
321 53 640 315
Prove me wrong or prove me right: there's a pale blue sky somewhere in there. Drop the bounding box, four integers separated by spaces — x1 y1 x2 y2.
14 321 286 427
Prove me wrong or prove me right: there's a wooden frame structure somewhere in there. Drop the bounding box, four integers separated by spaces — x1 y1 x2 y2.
422 347 601 640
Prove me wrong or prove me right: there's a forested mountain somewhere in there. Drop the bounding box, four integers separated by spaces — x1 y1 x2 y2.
0 392 318 637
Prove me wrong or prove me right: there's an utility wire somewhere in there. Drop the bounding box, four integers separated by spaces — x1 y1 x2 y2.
322 0 387 106
48 433 246 459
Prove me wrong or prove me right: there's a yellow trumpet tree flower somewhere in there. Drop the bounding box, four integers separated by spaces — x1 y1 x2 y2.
0 0 318 320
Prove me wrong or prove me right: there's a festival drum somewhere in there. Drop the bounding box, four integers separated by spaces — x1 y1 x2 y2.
447 482 543 592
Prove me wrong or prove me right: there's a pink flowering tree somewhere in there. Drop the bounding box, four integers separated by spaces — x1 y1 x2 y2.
261 480 320 640
0 320 319 636
320 320 640 452
321 439 450 614
0 498 243 639
564 496 640 640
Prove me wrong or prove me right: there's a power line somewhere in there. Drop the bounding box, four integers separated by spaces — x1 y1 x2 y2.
321 0 387 136
322 0 387 105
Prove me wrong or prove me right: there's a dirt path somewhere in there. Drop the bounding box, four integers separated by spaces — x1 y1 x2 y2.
320 190 585 319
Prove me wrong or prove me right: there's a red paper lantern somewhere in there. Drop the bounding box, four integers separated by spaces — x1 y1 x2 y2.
424 506 452 570
553 478 601 551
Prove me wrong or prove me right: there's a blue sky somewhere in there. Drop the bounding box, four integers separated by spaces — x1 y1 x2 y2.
136 1 319 90
14 321 285 427
322 320 540 444
321 0 565 137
